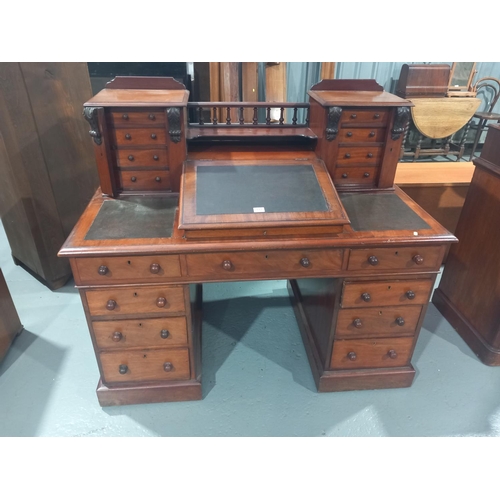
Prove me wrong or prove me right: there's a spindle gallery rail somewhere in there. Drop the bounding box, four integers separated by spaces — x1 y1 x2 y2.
187 102 310 127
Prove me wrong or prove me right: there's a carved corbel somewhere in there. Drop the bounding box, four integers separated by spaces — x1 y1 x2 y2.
392 107 410 140
167 107 182 143
83 106 102 145
326 106 342 141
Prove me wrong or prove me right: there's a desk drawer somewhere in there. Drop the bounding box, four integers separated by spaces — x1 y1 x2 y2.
85 286 186 317
75 255 181 285
186 249 343 278
330 337 414 370
109 109 165 127
100 347 190 383
340 109 389 125
336 146 383 166
348 246 443 272
340 279 433 308
120 170 172 191
116 148 169 168
93 317 188 350
339 128 386 143
334 167 378 185
336 305 423 338
113 128 166 146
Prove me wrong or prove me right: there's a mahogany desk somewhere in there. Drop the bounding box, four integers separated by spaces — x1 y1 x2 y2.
60 77 456 406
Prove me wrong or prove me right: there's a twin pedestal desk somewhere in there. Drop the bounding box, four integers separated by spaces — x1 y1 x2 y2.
60 77 456 406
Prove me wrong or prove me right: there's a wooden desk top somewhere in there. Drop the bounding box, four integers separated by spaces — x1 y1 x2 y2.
84 89 189 107
308 90 412 107
395 162 475 187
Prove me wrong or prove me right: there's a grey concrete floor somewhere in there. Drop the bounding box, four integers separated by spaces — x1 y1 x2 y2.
1 220 500 437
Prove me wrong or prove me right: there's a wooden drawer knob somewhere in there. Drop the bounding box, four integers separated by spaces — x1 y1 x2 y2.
122 113 129 120
347 132 353 137
153 155 159 161
131 176 137 182
155 176 161 182
361 292 371 302
364 172 370 178
128 155 134 161
151 133 157 139
367 153 373 158
388 349 398 359
98 265 108 275
163 362 173 372
160 329 170 339
374 113 380 119
347 351 357 361
342 173 348 178
119 364 128 374
112 331 123 342
368 255 379 266
150 263 161 274
222 260 232 271
125 133 131 140
406 290 416 300
149 113 156 121
396 317 405 326
350 114 357 119
413 254 424 265
300 257 310 268
345 153 351 159
369 131 375 137
106 299 117 311
156 297 167 308
353 318 363 328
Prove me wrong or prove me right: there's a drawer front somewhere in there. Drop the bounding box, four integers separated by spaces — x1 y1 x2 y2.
116 148 169 168
336 305 423 338
340 109 389 125
340 279 433 308
334 167 378 185
109 109 165 127
100 347 190 383
75 255 181 285
85 286 186 317
186 249 343 278
330 337 414 369
336 146 383 165
339 128 386 143
113 128 166 146
93 317 188 350
120 170 172 191
348 246 443 272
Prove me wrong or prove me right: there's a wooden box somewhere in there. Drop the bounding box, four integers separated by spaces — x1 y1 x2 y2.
395 64 451 98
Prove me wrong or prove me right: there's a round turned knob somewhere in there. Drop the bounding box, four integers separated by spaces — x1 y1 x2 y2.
374 113 380 119
128 155 134 161
222 260 232 271
98 265 108 275
160 329 170 339
347 132 353 137
347 351 357 361
353 318 363 328
131 176 137 182
388 349 398 359
368 255 379 266
106 299 117 311
153 155 159 161
413 254 424 265
150 263 160 274
156 297 167 308
155 176 161 182
406 290 416 300
125 133 131 140
361 292 371 302
163 362 173 372
350 114 357 119
342 173 348 178
122 113 129 120
119 364 128 374
300 257 310 268
367 152 373 158
151 133 157 139
396 317 405 326
112 331 123 342
149 113 156 121
345 153 351 159
364 172 370 178
369 131 375 137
